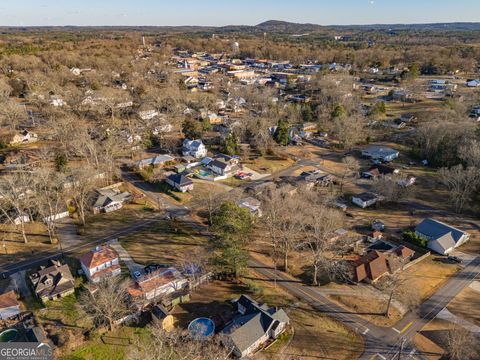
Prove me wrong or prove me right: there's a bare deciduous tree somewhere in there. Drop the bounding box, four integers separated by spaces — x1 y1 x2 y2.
79 276 131 331
128 321 232 360
339 156 360 193
442 326 479 360
439 165 480 213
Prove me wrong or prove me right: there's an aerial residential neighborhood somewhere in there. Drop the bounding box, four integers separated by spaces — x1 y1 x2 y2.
0 2 480 360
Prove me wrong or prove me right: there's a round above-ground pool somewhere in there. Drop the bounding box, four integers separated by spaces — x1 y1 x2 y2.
0 328 18 342
188 317 215 339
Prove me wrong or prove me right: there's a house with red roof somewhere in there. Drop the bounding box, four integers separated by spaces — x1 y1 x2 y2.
0 290 20 320
80 245 121 283
128 267 188 304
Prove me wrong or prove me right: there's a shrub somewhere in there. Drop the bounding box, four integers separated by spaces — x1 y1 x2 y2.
403 231 427 247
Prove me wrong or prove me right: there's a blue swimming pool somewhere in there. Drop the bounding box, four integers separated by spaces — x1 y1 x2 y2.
188 317 215 339
0 328 18 342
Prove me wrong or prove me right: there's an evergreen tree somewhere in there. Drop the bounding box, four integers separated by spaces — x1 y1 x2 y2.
273 119 289 146
210 202 253 278
223 133 239 155
182 118 203 139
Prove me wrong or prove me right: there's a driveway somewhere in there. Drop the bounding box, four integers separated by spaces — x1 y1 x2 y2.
9 270 30 298
448 250 477 267
108 239 144 276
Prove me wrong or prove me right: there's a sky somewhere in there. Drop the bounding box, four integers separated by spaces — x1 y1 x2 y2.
0 0 479 27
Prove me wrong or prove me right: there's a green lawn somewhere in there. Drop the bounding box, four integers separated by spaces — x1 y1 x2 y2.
61 327 150 360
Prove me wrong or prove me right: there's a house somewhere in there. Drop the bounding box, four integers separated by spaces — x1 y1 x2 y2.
182 139 207 158
165 173 194 192
354 250 390 283
91 188 132 214
466 79 480 88
222 295 289 358
10 130 38 145
135 154 175 170
30 260 75 303
361 146 399 162
0 290 20 320
138 109 159 120
128 267 188 304
352 192 379 208
80 245 121 283
238 197 262 217
297 170 334 188
391 89 409 101
207 155 240 176
415 218 470 255
362 164 399 179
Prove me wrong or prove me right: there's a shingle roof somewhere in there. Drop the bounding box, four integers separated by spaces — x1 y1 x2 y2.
0 290 18 309
355 250 389 281
223 295 289 354
415 218 468 244
80 245 119 269
167 173 193 186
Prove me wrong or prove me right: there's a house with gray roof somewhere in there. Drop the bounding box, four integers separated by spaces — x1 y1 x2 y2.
29 260 75 303
222 295 289 358
415 218 470 255
361 146 399 162
165 173 194 192
135 154 175 170
91 187 132 214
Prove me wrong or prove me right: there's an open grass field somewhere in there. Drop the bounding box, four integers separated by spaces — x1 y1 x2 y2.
118 219 208 266
328 294 402 327
399 256 460 301
447 286 480 327
81 205 156 239
0 222 54 266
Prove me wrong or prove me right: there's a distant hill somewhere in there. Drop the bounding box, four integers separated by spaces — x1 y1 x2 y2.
1 20 480 34
254 20 323 33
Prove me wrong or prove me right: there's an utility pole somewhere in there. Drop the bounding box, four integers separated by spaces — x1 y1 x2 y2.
397 337 406 360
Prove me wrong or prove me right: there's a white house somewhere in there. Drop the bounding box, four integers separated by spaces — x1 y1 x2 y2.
182 139 207 158
165 173 194 192
352 192 379 208
80 245 121 283
128 267 188 302
362 146 399 162
207 155 239 176
139 109 159 121
0 290 20 320
415 218 470 255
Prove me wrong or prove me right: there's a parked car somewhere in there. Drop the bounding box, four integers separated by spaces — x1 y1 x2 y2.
133 271 142 279
447 256 462 263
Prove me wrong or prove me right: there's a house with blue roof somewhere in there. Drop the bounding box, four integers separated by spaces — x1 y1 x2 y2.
415 218 470 255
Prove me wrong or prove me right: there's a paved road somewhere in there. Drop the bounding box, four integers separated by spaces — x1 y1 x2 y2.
250 256 480 360
0 216 162 276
